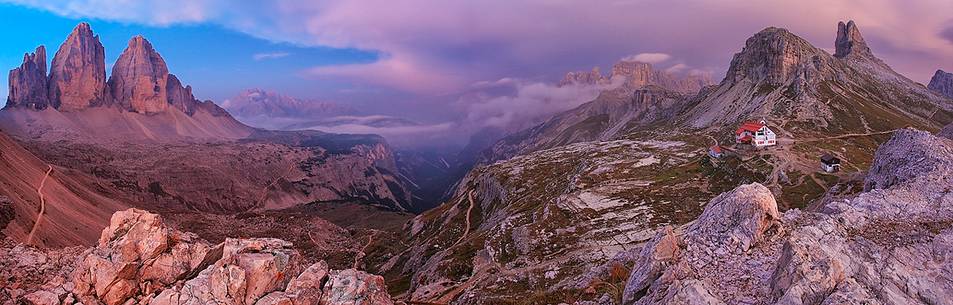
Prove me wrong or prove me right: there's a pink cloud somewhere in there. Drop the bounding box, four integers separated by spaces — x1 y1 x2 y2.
11 0 953 102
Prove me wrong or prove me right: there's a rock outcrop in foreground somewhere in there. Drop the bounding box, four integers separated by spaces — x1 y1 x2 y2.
3 209 393 305
620 128 953 304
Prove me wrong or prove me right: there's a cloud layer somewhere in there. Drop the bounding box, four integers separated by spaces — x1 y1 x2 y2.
9 0 953 90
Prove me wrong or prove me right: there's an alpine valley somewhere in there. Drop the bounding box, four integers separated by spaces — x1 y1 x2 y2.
2 12 953 305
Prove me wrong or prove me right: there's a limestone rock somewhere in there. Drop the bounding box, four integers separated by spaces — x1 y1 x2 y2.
620 226 682 304
48 22 108 111
834 20 871 59
928 69 953 99
723 27 829 86
321 269 393 305
70 209 217 305
108 36 170 114
166 74 198 115
152 238 303 305
685 183 780 253
286 261 330 304
6 46 50 109
863 128 953 191
621 129 953 305
22 290 59 305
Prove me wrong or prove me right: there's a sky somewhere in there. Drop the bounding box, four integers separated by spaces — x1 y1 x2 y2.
1 0 953 146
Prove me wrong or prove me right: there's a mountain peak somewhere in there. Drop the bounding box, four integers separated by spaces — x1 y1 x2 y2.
71 22 94 37
6 45 50 109
834 20 871 58
928 69 953 99
49 22 108 110
723 26 824 85
109 34 171 114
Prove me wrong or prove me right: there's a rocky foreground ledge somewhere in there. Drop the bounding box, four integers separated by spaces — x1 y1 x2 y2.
2 209 393 305
613 128 953 305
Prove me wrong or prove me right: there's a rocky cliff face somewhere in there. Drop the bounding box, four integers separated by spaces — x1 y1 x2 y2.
108 36 171 114
245 130 416 212
6 46 50 110
1 209 394 305
620 128 953 304
223 89 354 129
482 85 692 163
684 20 952 131
559 67 607 87
48 23 108 111
929 69 953 99
559 61 712 94
482 60 711 163
6 22 232 121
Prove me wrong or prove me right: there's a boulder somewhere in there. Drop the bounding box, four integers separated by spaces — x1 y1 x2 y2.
321 269 394 305
71 209 217 305
620 226 682 304
685 183 780 253
151 238 303 305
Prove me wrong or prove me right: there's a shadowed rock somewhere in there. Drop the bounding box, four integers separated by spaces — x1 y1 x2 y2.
6 46 50 110
929 69 953 99
834 20 871 58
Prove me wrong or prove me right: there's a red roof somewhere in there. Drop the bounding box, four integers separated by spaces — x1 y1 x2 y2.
735 121 764 135
709 145 723 153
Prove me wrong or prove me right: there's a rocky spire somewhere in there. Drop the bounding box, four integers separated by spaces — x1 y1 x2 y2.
928 69 953 99
108 35 171 114
48 22 108 111
6 46 50 109
834 20 872 58
166 73 199 115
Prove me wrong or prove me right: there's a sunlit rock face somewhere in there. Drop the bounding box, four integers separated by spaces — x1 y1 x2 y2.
108 36 172 114
48 22 108 111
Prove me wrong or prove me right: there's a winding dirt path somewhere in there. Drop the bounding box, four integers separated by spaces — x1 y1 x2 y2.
353 230 381 269
451 190 476 248
254 163 296 207
26 165 53 245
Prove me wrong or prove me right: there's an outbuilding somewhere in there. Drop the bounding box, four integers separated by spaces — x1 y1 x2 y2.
820 154 841 172
708 145 723 158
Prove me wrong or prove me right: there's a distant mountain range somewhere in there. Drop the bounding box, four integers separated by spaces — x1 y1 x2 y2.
222 88 356 130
